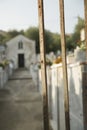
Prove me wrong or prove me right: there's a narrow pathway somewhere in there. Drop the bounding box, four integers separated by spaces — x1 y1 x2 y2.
0 69 43 130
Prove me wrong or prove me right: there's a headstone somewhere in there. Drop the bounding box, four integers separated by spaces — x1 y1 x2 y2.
74 47 86 62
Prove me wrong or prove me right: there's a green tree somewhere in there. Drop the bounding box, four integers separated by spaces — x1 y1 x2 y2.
66 35 76 51
0 34 6 44
44 30 54 53
25 27 39 53
7 30 20 40
72 17 84 46
65 17 85 51
74 17 84 33
25 27 59 54
52 33 61 52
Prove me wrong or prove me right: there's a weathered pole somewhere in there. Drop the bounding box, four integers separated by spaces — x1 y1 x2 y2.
38 0 49 130
59 0 70 130
83 1 87 130
84 0 87 60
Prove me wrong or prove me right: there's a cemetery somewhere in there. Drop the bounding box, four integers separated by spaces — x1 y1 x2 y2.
0 0 87 130
0 26 87 130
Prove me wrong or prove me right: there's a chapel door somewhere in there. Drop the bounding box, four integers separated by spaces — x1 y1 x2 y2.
18 54 25 68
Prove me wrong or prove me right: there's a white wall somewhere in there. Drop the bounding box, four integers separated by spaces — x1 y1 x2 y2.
68 63 84 130
0 64 13 88
38 62 86 130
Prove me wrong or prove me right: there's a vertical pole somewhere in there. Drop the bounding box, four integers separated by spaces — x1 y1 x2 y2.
83 1 87 130
59 0 70 130
84 0 87 60
38 0 49 130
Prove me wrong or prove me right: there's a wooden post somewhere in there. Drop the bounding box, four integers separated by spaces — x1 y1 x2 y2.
82 72 87 130
38 0 49 130
83 1 87 130
84 0 87 60
59 0 70 130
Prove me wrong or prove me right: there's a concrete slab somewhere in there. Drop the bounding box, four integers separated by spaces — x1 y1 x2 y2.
0 69 43 130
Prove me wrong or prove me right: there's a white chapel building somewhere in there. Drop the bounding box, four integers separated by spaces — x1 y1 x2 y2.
6 35 36 69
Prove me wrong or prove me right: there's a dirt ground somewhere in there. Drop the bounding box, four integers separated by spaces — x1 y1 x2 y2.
0 69 43 130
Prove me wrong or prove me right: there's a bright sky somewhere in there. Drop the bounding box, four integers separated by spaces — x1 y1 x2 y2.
0 0 84 33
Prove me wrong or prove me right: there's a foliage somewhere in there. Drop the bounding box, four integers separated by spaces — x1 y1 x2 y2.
0 60 9 69
44 30 53 53
51 33 61 52
0 61 7 69
38 57 52 69
25 27 61 54
0 34 5 43
70 17 85 49
79 41 86 50
25 27 39 53
64 17 85 52
53 56 62 64
0 16 84 54
66 35 76 51
0 30 24 46
74 17 84 33
6 30 24 41
0 63 5 69
46 58 52 66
